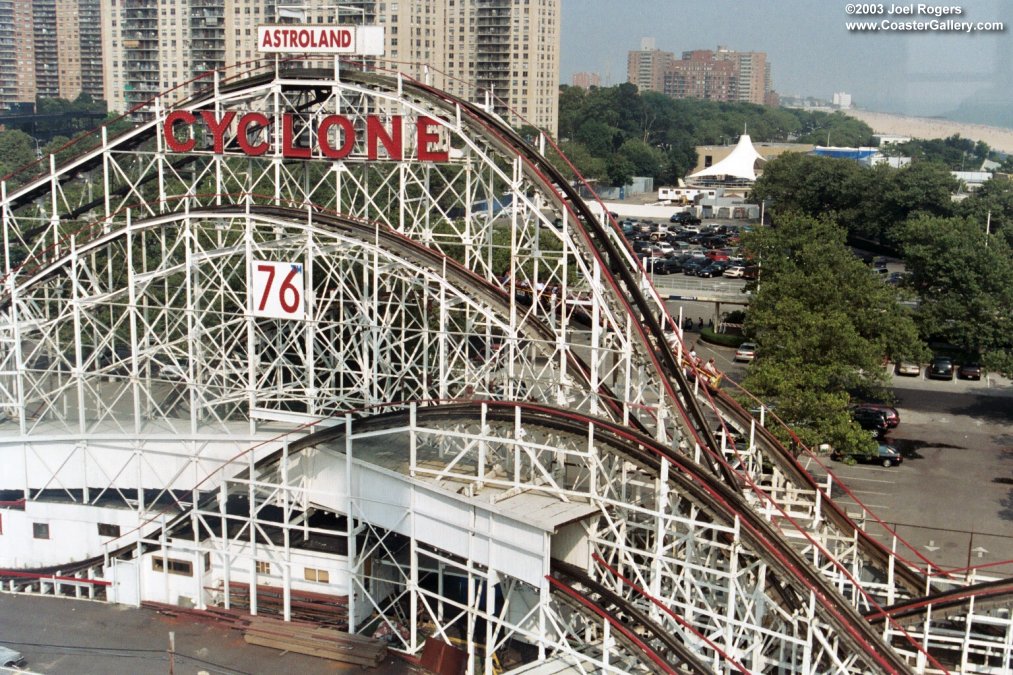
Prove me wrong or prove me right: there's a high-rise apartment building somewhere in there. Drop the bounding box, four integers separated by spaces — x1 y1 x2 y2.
714 46 767 105
628 41 773 106
626 37 674 94
0 0 104 111
101 0 560 134
664 50 736 102
571 72 600 90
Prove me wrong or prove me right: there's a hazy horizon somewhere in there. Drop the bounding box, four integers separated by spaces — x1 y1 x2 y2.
561 0 1013 128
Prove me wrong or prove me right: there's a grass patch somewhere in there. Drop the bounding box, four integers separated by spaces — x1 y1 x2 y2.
699 327 749 348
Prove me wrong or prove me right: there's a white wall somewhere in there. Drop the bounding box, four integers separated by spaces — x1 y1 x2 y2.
0 502 141 568
601 203 695 221
0 434 284 493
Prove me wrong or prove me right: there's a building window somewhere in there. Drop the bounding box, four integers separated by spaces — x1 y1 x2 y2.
97 523 120 537
255 560 271 575
304 567 329 583
152 557 193 576
33 523 49 539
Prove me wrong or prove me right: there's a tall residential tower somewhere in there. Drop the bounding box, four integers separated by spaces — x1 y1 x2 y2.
101 0 561 133
0 0 104 111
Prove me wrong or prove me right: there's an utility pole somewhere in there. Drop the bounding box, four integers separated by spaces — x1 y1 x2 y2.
986 210 991 247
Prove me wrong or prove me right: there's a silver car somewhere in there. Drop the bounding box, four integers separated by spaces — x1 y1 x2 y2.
0 645 26 669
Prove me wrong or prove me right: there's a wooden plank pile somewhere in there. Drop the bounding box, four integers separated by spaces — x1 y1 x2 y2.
141 600 252 629
223 581 349 628
243 616 388 668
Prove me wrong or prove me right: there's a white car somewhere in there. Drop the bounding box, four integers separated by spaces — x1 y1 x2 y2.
0 645 26 669
723 266 746 278
151 356 190 381
895 361 920 377
734 342 757 362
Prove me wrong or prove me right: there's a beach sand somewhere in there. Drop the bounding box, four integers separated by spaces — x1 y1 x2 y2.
844 109 1013 155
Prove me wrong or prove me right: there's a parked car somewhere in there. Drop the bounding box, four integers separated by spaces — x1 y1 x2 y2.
832 443 903 467
152 356 189 381
655 241 676 257
682 259 707 275
958 362 982 380
852 407 890 435
0 645 26 669
927 356 955 380
723 266 746 278
655 257 683 274
696 262 727 278
734 342 757 362
669 211 701 226
894 361 920 377
854 403 900 428
704 250 729 262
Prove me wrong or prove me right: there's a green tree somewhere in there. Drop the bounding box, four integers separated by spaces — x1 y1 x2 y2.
883 134 991 170
795 111 874 147
550 140 606 182
740 214 926 455
899 215 1013 375
0 129 37 178
617 138 664 180
750 154 958 245
865 161 958 245
604 155 635 188
749 153 869 225
957 178 1013 238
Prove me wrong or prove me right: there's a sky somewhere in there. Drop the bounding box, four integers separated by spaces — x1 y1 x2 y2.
560 0 1013 127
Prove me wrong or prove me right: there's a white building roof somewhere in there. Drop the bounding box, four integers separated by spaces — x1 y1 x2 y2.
689 134 765 181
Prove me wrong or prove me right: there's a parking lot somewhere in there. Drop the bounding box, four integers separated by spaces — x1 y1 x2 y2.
692 337 1013 577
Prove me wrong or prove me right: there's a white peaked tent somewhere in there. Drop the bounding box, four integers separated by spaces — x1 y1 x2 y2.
689 134 765 182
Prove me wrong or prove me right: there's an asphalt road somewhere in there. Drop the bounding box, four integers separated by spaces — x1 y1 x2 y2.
0 594 413 675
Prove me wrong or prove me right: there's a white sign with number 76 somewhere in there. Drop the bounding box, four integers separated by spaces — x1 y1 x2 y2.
251 260 305 320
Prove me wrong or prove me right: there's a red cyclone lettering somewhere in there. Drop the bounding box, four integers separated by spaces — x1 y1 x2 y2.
367 115 403 160
417 117 448 162
282 113 310 159
237 112 270 156
200 111 236 154
164 111 196 153
318 115 355 159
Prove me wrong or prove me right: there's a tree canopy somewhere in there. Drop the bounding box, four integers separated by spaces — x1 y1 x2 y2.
899 215 1013 374
750 153 958 244
739 214 927 455
553 84 874 187
0 130 36 178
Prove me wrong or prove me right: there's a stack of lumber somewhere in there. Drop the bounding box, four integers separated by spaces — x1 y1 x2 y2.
141 601 252 629
243 616 388 668
223 581 349 627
